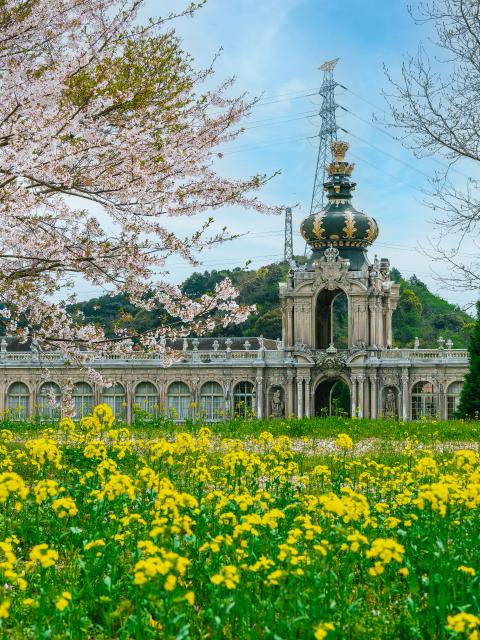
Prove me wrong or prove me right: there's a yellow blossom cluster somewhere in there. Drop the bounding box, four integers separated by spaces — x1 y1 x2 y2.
0 412 477 638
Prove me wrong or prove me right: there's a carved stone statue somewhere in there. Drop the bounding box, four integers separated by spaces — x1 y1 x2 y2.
270 388 284 417
384 388 397 418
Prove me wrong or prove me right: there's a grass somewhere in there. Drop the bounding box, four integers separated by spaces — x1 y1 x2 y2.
3 413 479 443
0 408 479 638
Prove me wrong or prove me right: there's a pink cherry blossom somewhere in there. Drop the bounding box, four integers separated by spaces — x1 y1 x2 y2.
0 0 278 370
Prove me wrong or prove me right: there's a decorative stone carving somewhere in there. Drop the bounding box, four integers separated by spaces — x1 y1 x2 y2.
314 245 350 290
316 350 348 372
294 342 347 371
384 387 397 418
270 387 284 417
351 340 366 352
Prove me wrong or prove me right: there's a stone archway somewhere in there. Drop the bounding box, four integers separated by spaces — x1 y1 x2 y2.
315 288 348 349
315 378 350 416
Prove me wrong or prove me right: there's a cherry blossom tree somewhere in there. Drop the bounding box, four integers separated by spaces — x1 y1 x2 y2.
0 0 277 369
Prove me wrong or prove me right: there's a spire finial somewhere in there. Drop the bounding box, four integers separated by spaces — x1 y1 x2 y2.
332 140 349 162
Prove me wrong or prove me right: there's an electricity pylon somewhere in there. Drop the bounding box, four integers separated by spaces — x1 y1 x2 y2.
309 58 340 214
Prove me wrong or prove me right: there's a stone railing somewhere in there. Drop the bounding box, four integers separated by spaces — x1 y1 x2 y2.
0 348 285 366
377 348 469 361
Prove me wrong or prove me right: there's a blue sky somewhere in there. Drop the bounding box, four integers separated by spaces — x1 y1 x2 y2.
80 0 479 310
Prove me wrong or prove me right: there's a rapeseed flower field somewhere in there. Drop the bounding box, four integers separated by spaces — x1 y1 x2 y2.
0 405 478 638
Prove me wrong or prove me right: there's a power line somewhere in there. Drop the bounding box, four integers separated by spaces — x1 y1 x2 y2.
222 134 317 155
339 84 477 180
339 126 432 180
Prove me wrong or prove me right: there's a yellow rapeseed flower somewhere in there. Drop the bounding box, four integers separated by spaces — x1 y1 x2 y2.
55 591 72 612
336 433 353 451
0 600 9 619
446 612 480 634
29 544 58 569
210 565 240 590
314 621 335 639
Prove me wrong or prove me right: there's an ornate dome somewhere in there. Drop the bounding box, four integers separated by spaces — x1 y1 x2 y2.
300 141 378 269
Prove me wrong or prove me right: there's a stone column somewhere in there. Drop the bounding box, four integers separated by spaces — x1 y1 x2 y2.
0 380 5 414
385 306 393 348
439 383 447 421
351 376 357 417
286 371 295 416
305 378 311 418
256 373 264 419
401 371 409 420
370 375 378 419
376 301 383 348
369 302 376 347
363 376 370 418
286 300 294 347
126 381 133 425
155 378 167 415
296 378 303 418
352 303 361 347
357 375 365 418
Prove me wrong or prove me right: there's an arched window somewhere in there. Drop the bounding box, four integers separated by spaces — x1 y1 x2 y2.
199 382 224 422
134 382 158 417
411 381 437 420
102 383 126 420
73 382 94 419
7 382 30 420
233 381 255 418
447 381 463 420
38 382 61 420
167 382 190 420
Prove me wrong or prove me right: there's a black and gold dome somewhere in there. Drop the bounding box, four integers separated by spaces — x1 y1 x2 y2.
300 141 378 270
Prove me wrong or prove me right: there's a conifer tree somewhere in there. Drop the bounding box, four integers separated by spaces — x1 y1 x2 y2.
456 302 480 419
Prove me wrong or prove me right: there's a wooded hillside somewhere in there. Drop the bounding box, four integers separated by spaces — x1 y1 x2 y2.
70 261 473 348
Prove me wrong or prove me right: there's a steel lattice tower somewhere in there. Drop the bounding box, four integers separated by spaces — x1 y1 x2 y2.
283 207 293 264
309 58 339 214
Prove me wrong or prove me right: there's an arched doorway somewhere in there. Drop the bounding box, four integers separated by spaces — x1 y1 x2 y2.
316 289 348 349
315 378 350 416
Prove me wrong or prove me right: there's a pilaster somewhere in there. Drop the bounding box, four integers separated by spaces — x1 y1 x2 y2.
296 378 303 418
369 375 378 419
351 375 357 417
256 371 264 419
401 369 409 420
357 375 365 418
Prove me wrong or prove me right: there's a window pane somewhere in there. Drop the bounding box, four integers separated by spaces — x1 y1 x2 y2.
73 382 94 419
134 382 158 417
7 383 30 420
38 383 61 420
233 381 254 418
167 382 190 420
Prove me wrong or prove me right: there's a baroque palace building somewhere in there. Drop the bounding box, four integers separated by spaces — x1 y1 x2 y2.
0 142 469 422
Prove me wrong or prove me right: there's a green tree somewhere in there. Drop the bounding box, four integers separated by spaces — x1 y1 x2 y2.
456 302 480 419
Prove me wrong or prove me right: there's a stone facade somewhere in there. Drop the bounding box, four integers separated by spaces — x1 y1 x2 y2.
0 142 469 422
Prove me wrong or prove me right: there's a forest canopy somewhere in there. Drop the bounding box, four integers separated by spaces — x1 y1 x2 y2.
69 261 473 349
